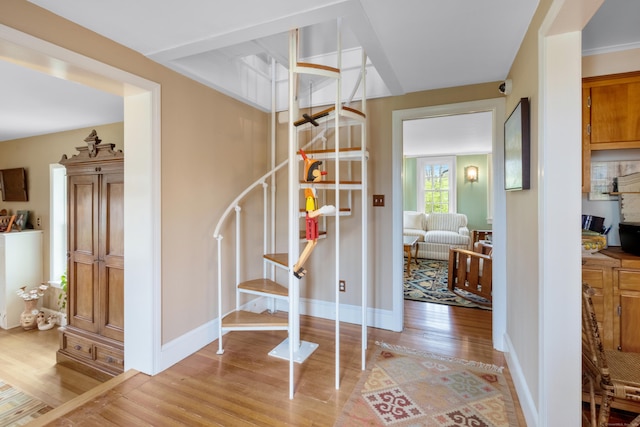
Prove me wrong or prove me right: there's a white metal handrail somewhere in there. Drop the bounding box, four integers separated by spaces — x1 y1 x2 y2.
212 129 328 240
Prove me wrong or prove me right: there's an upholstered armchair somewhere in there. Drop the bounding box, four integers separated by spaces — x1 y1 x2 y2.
403 211 471 260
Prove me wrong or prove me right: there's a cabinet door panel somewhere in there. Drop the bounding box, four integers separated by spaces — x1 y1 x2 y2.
590 82 640 144
68 174 99 333
70 177 98 255
71 261 98 332
583 268 606 329
620 293 640 352
100 264 124 341
101 174 124 259
99 172 124 341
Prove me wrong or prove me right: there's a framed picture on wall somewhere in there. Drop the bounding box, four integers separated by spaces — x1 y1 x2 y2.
0 167 28 201
504 97 531 191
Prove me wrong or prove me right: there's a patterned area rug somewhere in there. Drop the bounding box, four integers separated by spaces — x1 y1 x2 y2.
0 380 52 426
404 258 491 310
335 342 518 426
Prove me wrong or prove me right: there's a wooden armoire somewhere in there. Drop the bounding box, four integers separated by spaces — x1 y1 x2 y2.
56 133 125 381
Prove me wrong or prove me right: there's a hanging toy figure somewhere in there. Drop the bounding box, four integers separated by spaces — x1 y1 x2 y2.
293 150 336 279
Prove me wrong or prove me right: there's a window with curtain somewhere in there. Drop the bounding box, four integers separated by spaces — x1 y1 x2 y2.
416 156 456 213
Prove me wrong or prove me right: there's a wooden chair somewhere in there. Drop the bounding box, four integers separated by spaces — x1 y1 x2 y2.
582 283 640 427
447 245 492 307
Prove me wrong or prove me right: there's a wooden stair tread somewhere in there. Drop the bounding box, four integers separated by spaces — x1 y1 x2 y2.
299 180 362 185
294 106 365 127
263 253 288 266
342 106 366 118
296 62 340 74
300 147 362 155
294 106 333 126
221 310 288 328
299 230 327 239
298 208 351 212
238 278 288 297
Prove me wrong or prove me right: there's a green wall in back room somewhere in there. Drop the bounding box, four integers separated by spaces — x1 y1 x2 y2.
402 154 491 232
403 157 417 211
457 154 491 232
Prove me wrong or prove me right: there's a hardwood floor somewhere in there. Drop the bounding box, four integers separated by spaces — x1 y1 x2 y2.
4 302 637 425
0 324 101 407
19 301 529 426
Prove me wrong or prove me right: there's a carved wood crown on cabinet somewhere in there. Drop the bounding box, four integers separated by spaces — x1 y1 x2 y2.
56 136 125 382
582 71 640 193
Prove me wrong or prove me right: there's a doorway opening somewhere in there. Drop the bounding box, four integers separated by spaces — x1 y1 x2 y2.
0 24 161 375
392 98 507 351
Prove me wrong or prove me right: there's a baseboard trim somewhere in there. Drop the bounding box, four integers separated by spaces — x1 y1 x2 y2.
504 332 537 426
156 297 394 374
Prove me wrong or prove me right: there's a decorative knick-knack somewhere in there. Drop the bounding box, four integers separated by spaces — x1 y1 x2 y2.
16 283 49 330
20 299 39 330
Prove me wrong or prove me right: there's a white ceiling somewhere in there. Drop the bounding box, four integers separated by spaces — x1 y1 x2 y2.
1 0 638 148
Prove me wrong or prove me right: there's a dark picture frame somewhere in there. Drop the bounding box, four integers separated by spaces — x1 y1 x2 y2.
0 167 28 201
504 97 531 191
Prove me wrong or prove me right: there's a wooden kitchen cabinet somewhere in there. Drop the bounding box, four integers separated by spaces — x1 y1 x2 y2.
56 139 124 381
616 268 640 352
600 247 640 352
581 71 640 192
582 251 618 349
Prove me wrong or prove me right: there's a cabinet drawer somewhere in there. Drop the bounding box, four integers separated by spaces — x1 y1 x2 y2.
94 345 124 371
64 334 93 360
583 268 606 289
618 270 640 291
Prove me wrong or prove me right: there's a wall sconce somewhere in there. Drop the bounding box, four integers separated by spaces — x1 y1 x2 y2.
465 165 479 182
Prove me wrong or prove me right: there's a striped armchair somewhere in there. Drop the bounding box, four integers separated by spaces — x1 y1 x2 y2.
403 211 471 260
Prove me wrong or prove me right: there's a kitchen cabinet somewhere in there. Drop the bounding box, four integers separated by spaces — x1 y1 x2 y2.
600 247 640 352
56 140 124 381
583 248 640 413
582 251 618 349
581 71 640 192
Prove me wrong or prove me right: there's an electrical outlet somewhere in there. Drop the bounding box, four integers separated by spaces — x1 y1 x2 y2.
339 280 346 292
373 194 385 207
36 217 41 228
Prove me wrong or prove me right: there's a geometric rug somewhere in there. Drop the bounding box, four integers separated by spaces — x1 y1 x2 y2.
404 258 491 310
0 381 52 427
335 342 518 426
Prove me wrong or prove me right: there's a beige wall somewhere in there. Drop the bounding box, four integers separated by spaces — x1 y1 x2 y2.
1 1 269 343
502 0 555 413
0 0 507 340
1 1 583 419
0 8 566 414
0 123 124 309
582 47 640 77
271 83 503 310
